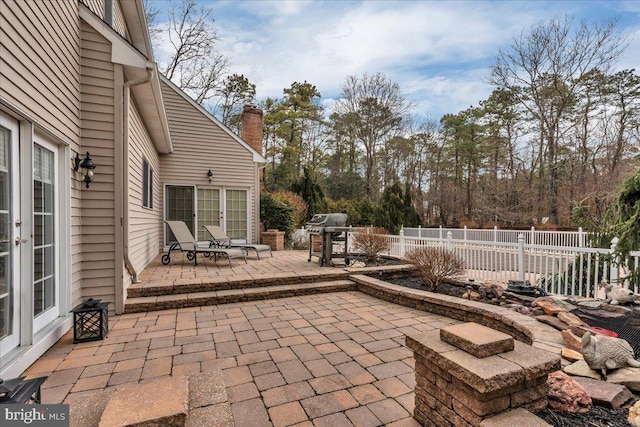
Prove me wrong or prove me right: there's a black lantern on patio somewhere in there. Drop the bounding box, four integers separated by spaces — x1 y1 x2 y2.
70 298 110 343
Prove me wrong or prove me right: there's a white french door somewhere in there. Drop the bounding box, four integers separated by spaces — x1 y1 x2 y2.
32 140 59 332
165 185 249 244
0 113 20 358
0 113 62 361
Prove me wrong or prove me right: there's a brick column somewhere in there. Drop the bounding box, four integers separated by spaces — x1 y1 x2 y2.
261 229 284 251
406 322 559 426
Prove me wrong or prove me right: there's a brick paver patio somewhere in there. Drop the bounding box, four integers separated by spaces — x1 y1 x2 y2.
25 289 460 426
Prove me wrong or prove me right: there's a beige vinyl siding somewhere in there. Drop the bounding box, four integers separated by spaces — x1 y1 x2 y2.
80 0 104 19
0 0 80 145
79 21 116 305
128 100 162 278
112 1 129 40
159 81 257 239
0 0 83 304
79 0 128 40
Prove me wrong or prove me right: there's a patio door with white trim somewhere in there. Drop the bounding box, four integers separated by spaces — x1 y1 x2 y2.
197 188 220 241
0 113 20 358
32 140 59 332
165 185 195 244
165 185 249 244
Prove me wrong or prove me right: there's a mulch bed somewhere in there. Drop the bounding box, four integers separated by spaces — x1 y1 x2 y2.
537 406 630 426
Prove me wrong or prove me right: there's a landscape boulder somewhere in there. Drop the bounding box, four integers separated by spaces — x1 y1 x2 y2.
547 371 592 413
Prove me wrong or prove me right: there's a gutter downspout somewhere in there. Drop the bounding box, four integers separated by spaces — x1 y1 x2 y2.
123 65 154 283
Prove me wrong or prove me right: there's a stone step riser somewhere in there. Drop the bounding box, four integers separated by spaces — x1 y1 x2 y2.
127 266 414 298
124 282 357 314
127 273 349 298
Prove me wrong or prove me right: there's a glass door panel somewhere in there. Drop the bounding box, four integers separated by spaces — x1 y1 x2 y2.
33 142 57 331
197 188 220 241
0 115 20 357
165 186 194 244
225 189 247 240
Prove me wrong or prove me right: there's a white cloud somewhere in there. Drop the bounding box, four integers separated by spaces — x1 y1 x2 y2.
151 0 640 119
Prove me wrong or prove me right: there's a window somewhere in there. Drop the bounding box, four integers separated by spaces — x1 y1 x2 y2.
142 159 153 208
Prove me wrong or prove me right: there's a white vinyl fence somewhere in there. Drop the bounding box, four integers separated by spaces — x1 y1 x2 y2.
403 226 588 247
365 230 640 298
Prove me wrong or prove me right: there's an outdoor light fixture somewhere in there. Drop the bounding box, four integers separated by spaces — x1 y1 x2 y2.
70 298 110 343
207 169 213 184
74 151 96 188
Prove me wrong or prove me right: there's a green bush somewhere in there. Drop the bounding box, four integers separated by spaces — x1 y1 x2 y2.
261 191 299 245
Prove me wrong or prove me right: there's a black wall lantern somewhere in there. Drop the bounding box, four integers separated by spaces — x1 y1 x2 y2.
74 151 96 188
207 169 213 184
70 298 110 343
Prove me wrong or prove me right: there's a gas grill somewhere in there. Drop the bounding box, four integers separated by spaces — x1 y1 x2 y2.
306 213 352 267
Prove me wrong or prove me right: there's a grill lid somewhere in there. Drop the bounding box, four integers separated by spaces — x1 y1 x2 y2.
307 213 347 227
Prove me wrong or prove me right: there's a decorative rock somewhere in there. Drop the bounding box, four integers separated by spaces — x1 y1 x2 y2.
563 360 601 380
557 312 585 327
628 399 640 426
561 329 582 352
581 332 640 378
577 300 604 309
462 291 481 301
491 283 504 298
561 348 583 362
607 367 640 392
536 315 570 331
568 324 592 337
504 304 530 315
547 371 592 413
572 376 634 409
533 298 566 315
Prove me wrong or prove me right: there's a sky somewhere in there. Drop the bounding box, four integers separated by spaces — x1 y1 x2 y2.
150 0 640 120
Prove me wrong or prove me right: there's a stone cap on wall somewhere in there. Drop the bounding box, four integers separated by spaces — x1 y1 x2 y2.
407 327 560 394
440 322 514 358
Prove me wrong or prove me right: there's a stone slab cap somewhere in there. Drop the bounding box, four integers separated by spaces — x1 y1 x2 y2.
479 408 551 427
500 341 561 381
99 376 188 427
572 376 634 409
408 330 524 394
440 322 514 358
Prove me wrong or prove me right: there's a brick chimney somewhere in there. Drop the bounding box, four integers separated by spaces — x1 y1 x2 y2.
240 104 265 191
240 104 263 155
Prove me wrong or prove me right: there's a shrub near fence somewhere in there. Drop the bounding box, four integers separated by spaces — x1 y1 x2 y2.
370 230 640 298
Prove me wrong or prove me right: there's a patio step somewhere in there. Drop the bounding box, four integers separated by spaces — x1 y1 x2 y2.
127 271 352 298
124 279 357 313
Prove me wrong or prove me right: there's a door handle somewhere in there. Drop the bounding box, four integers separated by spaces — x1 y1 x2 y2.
15 237 27 245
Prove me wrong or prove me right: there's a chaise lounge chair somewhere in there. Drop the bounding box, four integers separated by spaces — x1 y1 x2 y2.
162 221 246 267
203 225 273 260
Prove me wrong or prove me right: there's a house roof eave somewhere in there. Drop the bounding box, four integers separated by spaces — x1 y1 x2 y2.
80 5 172 154
160 75 266 163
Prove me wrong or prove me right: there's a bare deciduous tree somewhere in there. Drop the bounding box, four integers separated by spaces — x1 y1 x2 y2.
145 0 230 108
490 16 627 224
333 73 412 200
